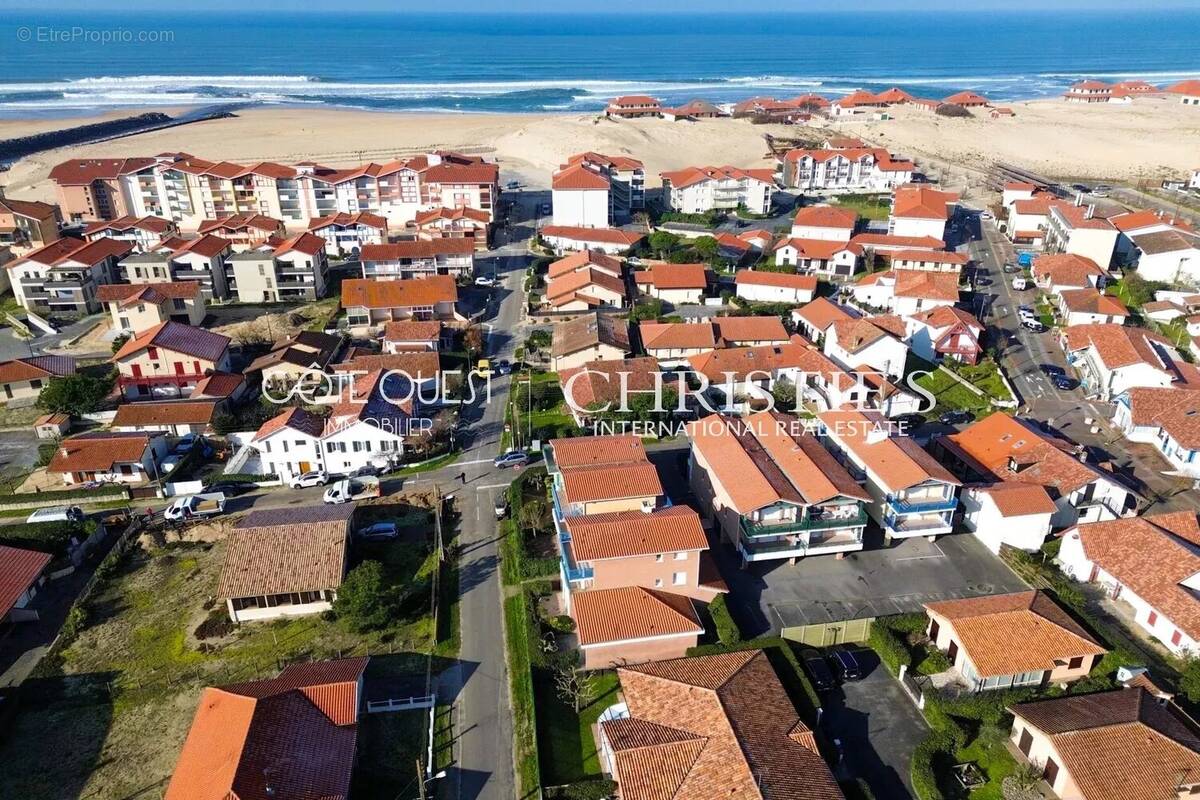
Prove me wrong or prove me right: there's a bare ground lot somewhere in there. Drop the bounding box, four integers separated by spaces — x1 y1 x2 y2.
0 497 439 799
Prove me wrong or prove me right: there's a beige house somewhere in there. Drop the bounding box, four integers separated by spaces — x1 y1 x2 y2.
0 355 75 405
46 431 169 486
97 281 205 333
924 591 1106 692
217 505 353 624
112 321 232 400
632 263 707 305
1009 688 1200 800
0 197 61 254
246 330 343 389
382 320 442 353
550 313 630 372
9 237 133 316
340 276 459 333
412 206 490 251
83 215 178 252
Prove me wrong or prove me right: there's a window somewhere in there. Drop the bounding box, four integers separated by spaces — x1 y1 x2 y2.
1042 758 1059 787
295 440 304 448
147 346 158 359
1067 656 1084 670
673 552 687 561
1173 629 1184 647
30 379 41 390
654 554 664 563
1017 729 1033 756
282 441 289 453
1148 610 1159 626
653 578 663 587
672 572 687 586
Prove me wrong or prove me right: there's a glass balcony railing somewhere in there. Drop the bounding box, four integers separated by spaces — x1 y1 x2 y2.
740 506 867 538
887 495 958 515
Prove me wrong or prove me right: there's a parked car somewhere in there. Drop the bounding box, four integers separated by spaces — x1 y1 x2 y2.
493 450 530 469
974 276 992 287
474 276 497 288
799 649 837 693
204 481 255 497
1002 263 1018 274
1092 184 1112 198
505 180 520 189
891 413 926 431
291 471 328 489
1053 374 1078 390
826 647 865 682
539 202 551 215
939 410 974 426
324 477 380 505
1040 364 1065 377
173 434 213 457
979 211 994 221
494 359 512 376
1022 319 1047 333
494 495 508 519
1072 183 1092 194
357 522 399 541
1012 275 1029 291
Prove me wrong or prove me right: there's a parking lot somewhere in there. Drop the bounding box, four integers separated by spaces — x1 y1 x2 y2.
716 529 1029 637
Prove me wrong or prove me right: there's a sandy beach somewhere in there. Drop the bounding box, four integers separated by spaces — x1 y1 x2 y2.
0 97 1197 207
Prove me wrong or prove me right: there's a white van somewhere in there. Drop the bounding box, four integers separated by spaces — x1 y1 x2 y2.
25 506 85 524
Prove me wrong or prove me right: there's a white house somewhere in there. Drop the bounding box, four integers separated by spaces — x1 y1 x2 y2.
251 371 409 484
1056 288 1129 326
938 412 1136 529
819 410 962 542
773 238 862 278
551 162 612 228
1114 386 1200 479
789 205 857 241
791 297 856 343
540 225 644 256
360 239 474 280
852 269 960 316
780 148 915 192
1031 253 1108 296
903 305 984 364
734 271 817 305
1058 513 1200 656
889 185 958 241
1129 228 1200 285
823 316 909 379
659 165 776 215
958 483 1056 554
889 249 969 274
1063 323 1195 401
46 431 169 486
83 215 177 253
632 263 707 305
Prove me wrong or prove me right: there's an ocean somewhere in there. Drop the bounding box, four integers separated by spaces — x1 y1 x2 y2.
0 9 1198 117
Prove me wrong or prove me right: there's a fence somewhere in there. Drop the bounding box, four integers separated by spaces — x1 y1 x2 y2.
366 693 436 714
0 485 129 513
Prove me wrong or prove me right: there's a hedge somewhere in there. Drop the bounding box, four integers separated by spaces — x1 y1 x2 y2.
709 594 742 645
504 591 541 798
544 779 617 800
910 730 956 800
0 519 99 558
868 623 911 676
0 483 127 507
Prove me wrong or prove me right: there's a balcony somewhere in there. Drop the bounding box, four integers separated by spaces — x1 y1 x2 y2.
740 506 867 538
117 372 206 387
887 495 958 515
884 510 954 536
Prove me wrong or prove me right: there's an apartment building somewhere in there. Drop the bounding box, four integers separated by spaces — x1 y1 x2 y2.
225 233 330 302
83 215 177 252
340 276 459 333
122 234 233 300
688 411 871 565
111 321 233 400
937 412 1135 528
0 197 61 254
8 237 132 316
819 409 961 542
780 147 915 192
1045 199 1120 268
306 211 388 258
49 151 499 228
196 212 286 250
97 281 206 333
659 166 776 215
360 239 474 280
552 152 645 227
412 206 490 251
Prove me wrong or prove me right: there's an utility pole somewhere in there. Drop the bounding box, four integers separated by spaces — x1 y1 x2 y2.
416 759 427 800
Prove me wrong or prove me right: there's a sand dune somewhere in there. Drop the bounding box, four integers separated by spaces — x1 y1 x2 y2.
1 98 1196 207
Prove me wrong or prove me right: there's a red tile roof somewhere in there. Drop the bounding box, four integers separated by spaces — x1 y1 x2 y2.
561 356 660 413
659 165 776 190
552 162 611 191
165 657 367 800
892 185 959 221
638 263 707 290
0 545 52 619
47 432 153 474
540 225 645 247
361 239 474 261
217 505 351 599
574 586 701 646
112 321 230 363
550 434 647 468
307 211 388 232
566 506 708 562
548 249 624 279
0 355 76 384
49 157 156 184
735 271 817 291
340 276 457 309
792 205 857 229
819 409 961 492
83 214 174 235
112 401 217 428
97 281 202 308
1059 288 1129 317
197 213 284 235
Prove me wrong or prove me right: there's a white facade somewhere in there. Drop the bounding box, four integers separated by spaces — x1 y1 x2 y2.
735 279 815 305
254 420 405 484
1045 205 1119 269
958 488 1053 554
783 151 913 192
552 188 610 229
890 215 946 242
822 326 908 380
663 173 774 215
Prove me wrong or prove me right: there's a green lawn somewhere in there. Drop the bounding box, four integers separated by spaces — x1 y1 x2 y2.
535 670 621 785
504 592 541 797
955 725 1021 800
833 193 891 221
914 369 992 416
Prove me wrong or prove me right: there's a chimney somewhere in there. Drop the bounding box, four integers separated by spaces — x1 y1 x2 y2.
865 423 888 445
60 446 69 459
1085 204 1096 220
1075 192 1084 206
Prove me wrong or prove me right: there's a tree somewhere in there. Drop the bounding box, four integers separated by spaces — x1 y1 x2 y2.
464 326 484 360
771 379 798 412
518 497 548 536
110 332 131 354
525 329 551 353
648 231 682 258
554 663 600 713
692 236 720 261
629 298 664 322
1180 657 1200 703
37 373 114 416
333 561 395 632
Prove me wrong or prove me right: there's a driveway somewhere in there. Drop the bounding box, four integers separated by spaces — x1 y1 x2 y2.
822 648 927 800
0 429 39 472
717 530 1029 637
